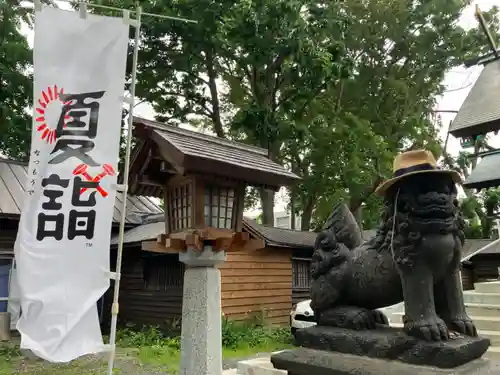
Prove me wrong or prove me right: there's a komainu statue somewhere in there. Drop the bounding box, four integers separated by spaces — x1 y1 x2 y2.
310 149 477 342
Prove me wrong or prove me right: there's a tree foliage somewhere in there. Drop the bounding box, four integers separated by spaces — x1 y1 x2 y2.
0 2 33 160
6 1 493 231
0 0 56 161
104 0 500 229
107 0 351 225
288 0 500 229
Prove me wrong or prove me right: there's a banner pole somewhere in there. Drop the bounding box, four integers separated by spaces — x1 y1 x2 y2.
107 6 142 375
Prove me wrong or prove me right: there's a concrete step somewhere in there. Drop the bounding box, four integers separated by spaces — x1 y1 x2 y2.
469 316 500 332
465 303 500 317
474 281 500 294
237 356 285 375
463 291 500 305
484 346 500 360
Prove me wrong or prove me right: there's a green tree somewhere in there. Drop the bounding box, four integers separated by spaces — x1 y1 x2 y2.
460 188 500 239
104 0 500 230
0 1 56 160
286 0 500 230
0 2 33 160
107 0 350 225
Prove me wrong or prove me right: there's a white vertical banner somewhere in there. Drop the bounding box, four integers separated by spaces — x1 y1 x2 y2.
14 6 128 362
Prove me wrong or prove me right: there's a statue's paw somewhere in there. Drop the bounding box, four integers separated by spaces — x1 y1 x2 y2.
349 311 371 330
347 309 377 330
448 314 478 337
405 316 450 341
318 306 377 330
371 310 389 326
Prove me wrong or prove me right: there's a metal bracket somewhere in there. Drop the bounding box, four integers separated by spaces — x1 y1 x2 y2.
79 2 88 19
121 9 139 27
466 148 500 159
121 95 133 105
108 271 121 282
122 10 130 24
113 183 128 192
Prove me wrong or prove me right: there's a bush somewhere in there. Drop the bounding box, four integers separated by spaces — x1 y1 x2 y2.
221 315 292 350
116 324 180 350
116 316 293 351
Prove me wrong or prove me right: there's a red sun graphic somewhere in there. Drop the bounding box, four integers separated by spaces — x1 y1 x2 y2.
35 85 71 144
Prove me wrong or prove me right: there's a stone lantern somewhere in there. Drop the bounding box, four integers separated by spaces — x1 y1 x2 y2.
160 174 248 253
126 116 300 375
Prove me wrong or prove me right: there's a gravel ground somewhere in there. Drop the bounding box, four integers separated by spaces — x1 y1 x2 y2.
7 349 276 375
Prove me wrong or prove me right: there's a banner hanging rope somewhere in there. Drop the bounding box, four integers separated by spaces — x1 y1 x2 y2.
34 0 197 23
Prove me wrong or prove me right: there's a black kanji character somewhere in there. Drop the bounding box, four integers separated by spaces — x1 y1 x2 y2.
41 174 70 210
30 179 35 186
71 177 97 207
68 209 96 240
27 190 35 196
57 91 105 139
49 139 98 166
36 212 64 241
32 169 37 176
33 150 41 156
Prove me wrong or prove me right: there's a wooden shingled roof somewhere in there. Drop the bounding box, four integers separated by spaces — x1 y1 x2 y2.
128 117 300 197
243 219 318 249
0 159 162 224
449 60 500 138
463 151 500 190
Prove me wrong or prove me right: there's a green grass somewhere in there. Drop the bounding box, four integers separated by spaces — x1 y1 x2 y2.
0 318 294 375
135 341 294 374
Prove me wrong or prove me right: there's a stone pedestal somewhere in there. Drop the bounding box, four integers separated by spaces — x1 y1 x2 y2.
271 348 498 375
293 325 490 368
179 246 226 375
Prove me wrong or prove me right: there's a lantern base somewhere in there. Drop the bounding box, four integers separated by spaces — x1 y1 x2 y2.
179 246 226 375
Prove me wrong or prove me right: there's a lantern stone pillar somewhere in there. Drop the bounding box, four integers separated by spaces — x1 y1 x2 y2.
179 246 226 375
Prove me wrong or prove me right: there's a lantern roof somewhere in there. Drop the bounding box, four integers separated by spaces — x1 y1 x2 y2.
127 117 300 197
449 59 500 139
463 151 500 190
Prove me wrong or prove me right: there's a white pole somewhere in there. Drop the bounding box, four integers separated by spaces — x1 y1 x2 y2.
107 6 142 375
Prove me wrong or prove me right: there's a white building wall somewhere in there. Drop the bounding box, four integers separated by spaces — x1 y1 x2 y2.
274 210 302 230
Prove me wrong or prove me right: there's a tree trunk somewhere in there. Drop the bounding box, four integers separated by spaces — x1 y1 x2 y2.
260 188 275 226
205 48 224 138
290 188 296 230
352 205 362 228
301 195 315 231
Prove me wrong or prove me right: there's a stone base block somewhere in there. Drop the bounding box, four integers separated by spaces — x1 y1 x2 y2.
295 325 490 368
271 348 499 375
237 352 287 375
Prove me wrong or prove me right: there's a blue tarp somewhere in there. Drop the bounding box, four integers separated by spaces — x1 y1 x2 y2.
0 264 11 313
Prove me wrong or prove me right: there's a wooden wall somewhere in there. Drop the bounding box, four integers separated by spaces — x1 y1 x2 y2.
219 247 293 326
110 247 184 328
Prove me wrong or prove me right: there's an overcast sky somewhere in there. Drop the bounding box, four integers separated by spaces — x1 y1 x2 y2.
22 0 500 215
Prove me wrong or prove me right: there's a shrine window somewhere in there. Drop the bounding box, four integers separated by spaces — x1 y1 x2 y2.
204 185 236 229
166 183 192 231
